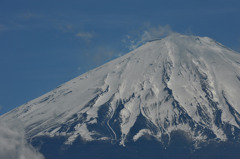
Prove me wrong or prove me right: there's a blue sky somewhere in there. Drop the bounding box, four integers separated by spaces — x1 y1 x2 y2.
0 0 240 114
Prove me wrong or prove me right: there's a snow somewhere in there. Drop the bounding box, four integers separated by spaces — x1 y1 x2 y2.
65 123 93 145
133 129 152 141
1 33 240 145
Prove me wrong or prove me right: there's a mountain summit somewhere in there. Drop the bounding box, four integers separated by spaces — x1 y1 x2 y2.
1 34 240 148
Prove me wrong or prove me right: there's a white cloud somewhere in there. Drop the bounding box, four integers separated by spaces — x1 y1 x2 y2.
0 120 45 159
123 24 174 50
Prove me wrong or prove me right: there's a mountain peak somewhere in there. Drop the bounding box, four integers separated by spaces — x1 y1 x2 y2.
1 34 240 147
146 33 222 50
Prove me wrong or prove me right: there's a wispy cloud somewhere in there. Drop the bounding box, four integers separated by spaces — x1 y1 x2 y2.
0 120 45 159
0 12 44 32
18 12 39 20
92 47 116 65
237 38 240 53
82 46 121 68
0 24 8 32
76 32 94 40
184 27 195 36
58 24 95 42
58 24 75 33
123 24 174 50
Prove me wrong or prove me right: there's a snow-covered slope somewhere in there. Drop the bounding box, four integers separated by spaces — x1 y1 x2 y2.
1 34 240 146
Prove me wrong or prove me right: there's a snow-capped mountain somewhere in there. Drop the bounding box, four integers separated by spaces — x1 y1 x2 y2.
1 34 240 147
